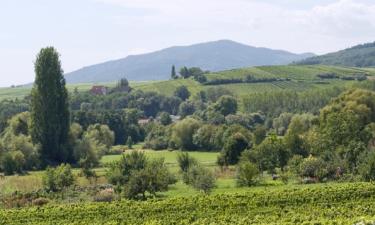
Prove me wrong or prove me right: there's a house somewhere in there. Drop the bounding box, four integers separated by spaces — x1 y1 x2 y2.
90 86 108 95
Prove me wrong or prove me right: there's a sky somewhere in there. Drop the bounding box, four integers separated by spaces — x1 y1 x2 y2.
0 0 375 87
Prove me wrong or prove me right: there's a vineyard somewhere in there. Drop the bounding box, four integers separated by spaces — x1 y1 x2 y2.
2 182 375 224
1 65 373 100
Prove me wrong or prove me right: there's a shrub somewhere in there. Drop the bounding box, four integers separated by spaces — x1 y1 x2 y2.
299 156 328 181
177 152 197 174
42 164 75 192
359 150 375 181
94 188 115 202
107 151 147 185
186 165 216 194
236 161 260 187
32 197 49 206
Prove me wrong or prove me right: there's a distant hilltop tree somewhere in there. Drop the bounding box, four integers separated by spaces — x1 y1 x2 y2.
31 47 72 166
171 65 177 79
113 78 131 93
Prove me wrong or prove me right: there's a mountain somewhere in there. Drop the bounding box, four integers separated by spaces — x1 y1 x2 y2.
294 41 375 67
64 40 315 83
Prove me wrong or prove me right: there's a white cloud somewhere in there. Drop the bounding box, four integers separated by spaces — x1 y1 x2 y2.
300 0 375 38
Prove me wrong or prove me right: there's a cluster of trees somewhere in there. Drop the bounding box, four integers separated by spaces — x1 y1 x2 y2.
229 89 375 185
242 87 345 117
171 65 208 82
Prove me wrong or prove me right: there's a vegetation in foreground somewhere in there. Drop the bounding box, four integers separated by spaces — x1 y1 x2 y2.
1 182 375 224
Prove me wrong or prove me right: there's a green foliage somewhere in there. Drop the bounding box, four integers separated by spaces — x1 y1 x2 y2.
31 47 71 166
42 164 74 192
295 41 375 67
178 101 195 118
252 125 266 145
83 124 115 156
124 158 176 199
144 123 170 150
171 118 201 150
174 85 190 101
171 65 177 79
176 152 197 174
185 164 216 194
4 183 375 224
212 95 237 116
107 151 147 186
107 151 175 199
218 133 248 166
299 156 328 181
126 136 133 149
236 161 260 187
159 112 172 126
251 134 289 172
358 150 375 181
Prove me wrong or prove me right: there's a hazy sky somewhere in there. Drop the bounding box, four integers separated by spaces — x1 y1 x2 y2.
1 0 375 87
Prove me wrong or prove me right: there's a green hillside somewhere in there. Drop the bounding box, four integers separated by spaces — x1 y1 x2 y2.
136 65 375 97
0 65 373 100
295 41 375 67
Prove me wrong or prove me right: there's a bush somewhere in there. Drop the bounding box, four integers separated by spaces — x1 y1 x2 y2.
107 151 147 185
42 164 75 192
94 188 115 202
359 150 375 181
287 155 304 175
186 165 216 194
236 161 260 187
299 156 328 181
177 152 197 174
32 197 50 206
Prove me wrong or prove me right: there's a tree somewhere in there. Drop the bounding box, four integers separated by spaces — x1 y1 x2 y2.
253 125 267 145
251 134 289 172
179 67 190 79
178 101 196 118
171 118 201 150
218 133 248 166
171 65 177 79
83 124 115 156
159 112 172 126
124 158 176 199
174 86 190 101
127 136 133 149
31 47 71 166
177 152 197 175
213 95 237 116
107 151 148 185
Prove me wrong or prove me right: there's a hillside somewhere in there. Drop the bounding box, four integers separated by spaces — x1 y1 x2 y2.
136 65 375 97
1 65 374 101
64 40 314 83
295 41 375 67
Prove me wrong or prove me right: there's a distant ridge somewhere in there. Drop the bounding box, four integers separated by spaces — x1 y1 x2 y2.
294 41 375 67
64 40 315 83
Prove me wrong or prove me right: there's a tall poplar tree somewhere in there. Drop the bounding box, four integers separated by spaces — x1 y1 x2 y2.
31 47 71 166
171 65 177 79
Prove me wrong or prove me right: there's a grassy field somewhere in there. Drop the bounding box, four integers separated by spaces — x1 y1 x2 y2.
1 65 373 100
